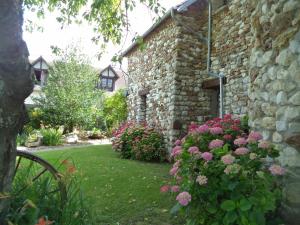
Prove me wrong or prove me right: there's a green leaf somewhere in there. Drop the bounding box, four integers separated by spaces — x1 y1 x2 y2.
223 211 238 225
211 222 219 225
206 205 218 214
221 200 236 211
239 198 252 211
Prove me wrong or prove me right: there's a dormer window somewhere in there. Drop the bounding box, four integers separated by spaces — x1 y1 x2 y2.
31 56 49 87
98 66 119 92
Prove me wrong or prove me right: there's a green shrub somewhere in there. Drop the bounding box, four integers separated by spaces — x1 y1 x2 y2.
6 159 95 225
87 128 106 139
40 128 63 146
103 89 128 131
112 122 166 162
27 108 44 130
164 114 283 225
17 126 39 146
17 133 28 146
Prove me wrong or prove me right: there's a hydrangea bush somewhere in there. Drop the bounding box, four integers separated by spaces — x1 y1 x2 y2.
112 121 166 161
163 115 283 225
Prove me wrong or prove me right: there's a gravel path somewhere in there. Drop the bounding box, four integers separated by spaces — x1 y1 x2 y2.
17 139 112 153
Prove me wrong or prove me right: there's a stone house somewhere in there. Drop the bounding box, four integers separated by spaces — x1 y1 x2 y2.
122 0 300 222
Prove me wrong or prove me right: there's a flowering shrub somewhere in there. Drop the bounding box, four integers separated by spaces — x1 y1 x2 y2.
112 121 166 161
164 115 283 225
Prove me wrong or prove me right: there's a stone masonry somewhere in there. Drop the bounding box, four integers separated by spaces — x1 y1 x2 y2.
124 1 300 222
248 0 300 223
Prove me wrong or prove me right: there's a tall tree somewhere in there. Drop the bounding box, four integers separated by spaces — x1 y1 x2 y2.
0 0 33 220
35 46 103 132
0 0 163 222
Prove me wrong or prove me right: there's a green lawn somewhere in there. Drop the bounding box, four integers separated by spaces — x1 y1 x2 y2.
37 145 183 225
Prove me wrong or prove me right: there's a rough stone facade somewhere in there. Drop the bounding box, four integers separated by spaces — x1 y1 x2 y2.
211 0 254 114
124 0 300 221
125 0 255 149
248 0 300 223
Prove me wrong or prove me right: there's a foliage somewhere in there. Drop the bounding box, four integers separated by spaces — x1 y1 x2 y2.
6 158 95 225
34 46 104 133
240 114 249 132
164 115 283 225
33 146 184 224
87 128 106 139
103 89 128 131
23 0 166 45
40 128 63 146
112 121 166 162
27 108 44 130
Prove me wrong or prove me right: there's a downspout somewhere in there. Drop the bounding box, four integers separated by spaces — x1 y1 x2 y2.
171 1 224 118
207 0 224 119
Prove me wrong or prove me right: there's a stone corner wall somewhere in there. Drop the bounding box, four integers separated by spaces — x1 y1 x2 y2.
248 0 300 224
125 18 181 151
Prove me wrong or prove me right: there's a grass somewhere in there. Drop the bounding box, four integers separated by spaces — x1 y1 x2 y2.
37 145 183 225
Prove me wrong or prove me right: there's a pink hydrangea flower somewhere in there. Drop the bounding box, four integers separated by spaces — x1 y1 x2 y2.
209 139 224 149
269 164 285 175
188 122 198 133
197 124 209 133
209 127 223 135
169 166 179 176
176 192 192 206
234 137 247 146
258 140 270 149
173 160 181 168
174 139 182 146
196 175 208 185
160 185 170 193
188 146 200 154
224 114 232 120
248 131 263 141
221 154 235 165
247 137 257 144
223 134 232 140
234 147 249 155
171 185 180 193
171 146 182 157
201 152 213 161
230 125 240 131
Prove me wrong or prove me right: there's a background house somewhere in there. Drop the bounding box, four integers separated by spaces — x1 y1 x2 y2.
25 57 126 106
97 65 127 93
122 0 300 222
25 56 49 106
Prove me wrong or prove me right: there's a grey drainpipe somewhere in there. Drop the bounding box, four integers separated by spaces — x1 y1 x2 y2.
207 0 224 119
171 1 224 118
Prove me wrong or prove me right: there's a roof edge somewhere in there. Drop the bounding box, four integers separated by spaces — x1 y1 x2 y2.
121 9 172 57
121 0 199 57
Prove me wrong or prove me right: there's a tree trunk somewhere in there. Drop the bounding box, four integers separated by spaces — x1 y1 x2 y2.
0 0 33 222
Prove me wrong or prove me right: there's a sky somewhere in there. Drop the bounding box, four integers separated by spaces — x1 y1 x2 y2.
23 0 183 69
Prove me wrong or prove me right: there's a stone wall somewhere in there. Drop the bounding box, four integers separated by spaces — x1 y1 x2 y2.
248 0 300 223
210 0 255 115
126 18 181 150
